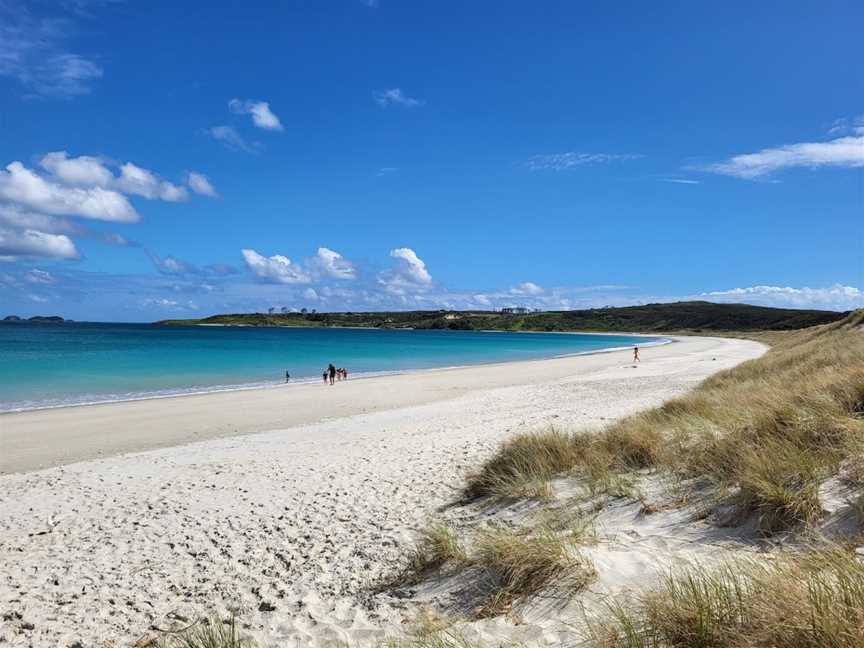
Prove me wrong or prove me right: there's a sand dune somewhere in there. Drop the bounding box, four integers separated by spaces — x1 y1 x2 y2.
0 336 765 646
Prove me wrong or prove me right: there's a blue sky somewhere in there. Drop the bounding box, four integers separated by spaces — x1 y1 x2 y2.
1 0 862 321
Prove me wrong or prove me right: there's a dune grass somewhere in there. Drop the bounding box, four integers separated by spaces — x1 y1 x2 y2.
464 312 864 533
158 616 254 648
472 526 595 617
403 522 468 580
590 547 864 648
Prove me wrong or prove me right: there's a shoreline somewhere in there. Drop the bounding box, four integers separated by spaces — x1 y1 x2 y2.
4 335 723 476
0 334 767 646
0 333 669 415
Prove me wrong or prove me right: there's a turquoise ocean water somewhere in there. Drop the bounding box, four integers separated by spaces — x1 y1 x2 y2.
0 322 663 412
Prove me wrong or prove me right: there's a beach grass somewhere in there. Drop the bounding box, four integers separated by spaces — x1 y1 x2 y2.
589 547 864 648
472 526 595 617
463 311 864 533
158 616 254 648
403 522 468 580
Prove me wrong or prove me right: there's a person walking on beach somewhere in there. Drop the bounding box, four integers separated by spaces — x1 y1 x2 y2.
323 369 328 384
633 346 640 362
285 371 290 383
328 363 336 385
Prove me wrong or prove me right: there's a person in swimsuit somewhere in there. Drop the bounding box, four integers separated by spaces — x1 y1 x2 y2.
328 363 336 385
633 346 640 362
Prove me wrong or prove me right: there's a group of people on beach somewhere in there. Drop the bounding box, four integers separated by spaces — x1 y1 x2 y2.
323 363 348 385
283 364 349 385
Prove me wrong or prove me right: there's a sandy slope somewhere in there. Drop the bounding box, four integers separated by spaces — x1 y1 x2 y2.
0 336 765 647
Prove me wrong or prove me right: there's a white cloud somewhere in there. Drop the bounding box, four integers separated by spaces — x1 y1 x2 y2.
40 151 113 186
303 288 319 300
379 247 432 294
186 171 218 197
313 247 356 279
0 227 79 259
0 4 103 98
374 88 423 108
242 248 311 284
702 129 864 180
116 163 188 201
228 98 284 131
0 204 74 234
511 281 544 295
659 178 702 185
206 125 260 153
704 284 864 311
390 247 432 284
0 161 138 222
526 152 643 171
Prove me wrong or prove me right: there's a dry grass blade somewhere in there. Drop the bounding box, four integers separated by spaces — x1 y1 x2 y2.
472 527 594 616
590 547 864 648
159 616 255 648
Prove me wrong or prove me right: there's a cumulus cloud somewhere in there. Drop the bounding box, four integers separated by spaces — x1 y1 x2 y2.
116 163 188 201
702 126 864 180
703 284 864 311
186 171 218 197
242 249 311 284
374 88 423 108
0 161 138 222
228 98 284 131
312 247 356 279
511 281 544 295
38 152 191 201
390 248 432 284
526 152 643 171
0 226 79 259
206 125 260 153
40 151 113 186
378 247 432 294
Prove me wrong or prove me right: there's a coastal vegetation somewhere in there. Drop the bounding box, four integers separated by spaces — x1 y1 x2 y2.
463 310 864 532
156 301 845 333
385 310 864 645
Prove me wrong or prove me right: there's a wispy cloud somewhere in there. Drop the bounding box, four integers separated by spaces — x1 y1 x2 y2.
526 152 643 171
228 98 284 131
374 88 423 108
700 122 864 180
659 177 702 185
185 171 218 198
703 284 863 311
0 2 104 98
205 126 261 153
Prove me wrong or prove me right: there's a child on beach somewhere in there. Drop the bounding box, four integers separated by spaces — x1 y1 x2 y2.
633 346 640 362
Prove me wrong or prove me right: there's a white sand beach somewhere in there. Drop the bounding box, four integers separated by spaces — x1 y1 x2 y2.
0 336 765 647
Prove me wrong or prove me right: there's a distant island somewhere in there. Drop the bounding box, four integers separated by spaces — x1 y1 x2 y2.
157 301 845 333
2 315 68 324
